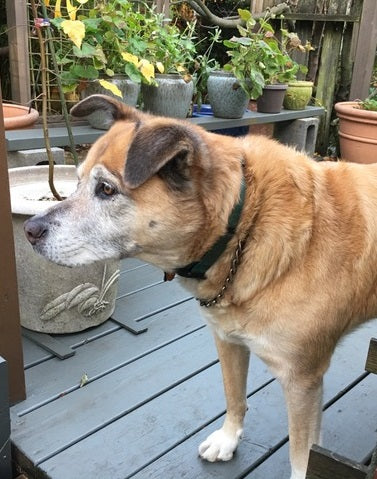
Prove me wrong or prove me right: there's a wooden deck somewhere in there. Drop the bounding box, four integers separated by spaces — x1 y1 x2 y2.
11 259 377 479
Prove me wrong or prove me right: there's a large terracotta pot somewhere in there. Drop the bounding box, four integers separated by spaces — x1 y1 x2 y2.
2 103 39 130
9 166 120 333
335 101 377 164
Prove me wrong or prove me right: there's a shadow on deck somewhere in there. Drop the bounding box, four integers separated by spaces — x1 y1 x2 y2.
10 259 377 479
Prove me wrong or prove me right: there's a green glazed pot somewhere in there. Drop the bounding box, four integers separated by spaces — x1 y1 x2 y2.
283 81 313 110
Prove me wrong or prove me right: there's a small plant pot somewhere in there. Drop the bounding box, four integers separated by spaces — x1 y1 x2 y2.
207 71 248 119
2 103 39 130
141 74 194 118
81 75 141 107
283 81 313 110
256 84 288 113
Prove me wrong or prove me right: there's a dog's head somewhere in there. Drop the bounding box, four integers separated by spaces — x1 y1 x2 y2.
24 95 244 270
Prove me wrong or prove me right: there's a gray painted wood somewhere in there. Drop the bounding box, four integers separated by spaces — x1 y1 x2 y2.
5 107 324 151
22 329 75 360
0 357 12 479
306 445 367 479
37 362 272 478
12 299 204 416
129 322 377 479
117 264 163 299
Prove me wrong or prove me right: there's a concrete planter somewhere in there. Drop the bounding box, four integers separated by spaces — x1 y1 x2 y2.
335 101 377 164
9 166 120 334
141 74 194 118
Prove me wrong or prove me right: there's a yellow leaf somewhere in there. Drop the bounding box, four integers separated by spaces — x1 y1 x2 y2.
98 79 123 98
176 65 186 73
61 20 85 49
139 60 155 83
54 0 62 18
76 0 89 3
66 0 78 21
156 62 164 74
45 0 50 5
121 52 139 66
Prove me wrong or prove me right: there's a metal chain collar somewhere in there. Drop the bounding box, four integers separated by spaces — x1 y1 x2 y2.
197 237 247 308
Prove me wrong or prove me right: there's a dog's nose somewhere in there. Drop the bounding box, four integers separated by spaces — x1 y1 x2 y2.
24 217 48 245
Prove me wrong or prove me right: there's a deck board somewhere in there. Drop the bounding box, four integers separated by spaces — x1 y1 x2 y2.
10 259 377 479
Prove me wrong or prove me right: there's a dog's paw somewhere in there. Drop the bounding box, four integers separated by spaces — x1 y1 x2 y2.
198 428 242 462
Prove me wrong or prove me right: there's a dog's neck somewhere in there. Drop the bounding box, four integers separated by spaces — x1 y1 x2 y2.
171 175 246 281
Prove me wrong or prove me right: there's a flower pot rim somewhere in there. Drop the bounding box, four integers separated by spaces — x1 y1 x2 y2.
287 80 314 87
2 103 39 130
209 70 237 77
335 101 377 121
263 83 288 90
9 165 77 216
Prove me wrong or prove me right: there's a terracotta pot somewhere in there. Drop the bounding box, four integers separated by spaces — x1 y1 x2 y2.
283 81 313 110
2 103 39 130
256 84 288 113
335 101 377 164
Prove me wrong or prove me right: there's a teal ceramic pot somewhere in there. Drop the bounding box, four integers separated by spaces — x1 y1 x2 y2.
207 71 248 119
257 83 288 113
141 74 194 118
81 75 141 107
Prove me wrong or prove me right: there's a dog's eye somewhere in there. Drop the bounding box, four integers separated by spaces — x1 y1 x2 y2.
95 181 117 198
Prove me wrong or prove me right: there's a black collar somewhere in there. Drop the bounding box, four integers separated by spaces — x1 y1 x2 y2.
176 176 246 280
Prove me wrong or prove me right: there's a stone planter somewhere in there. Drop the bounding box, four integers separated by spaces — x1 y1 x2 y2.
207 71 248 119
257 84 288 113
9 165 120 333
283 81 313 110
81 76 141 108
141 74 193 118
335 101 377 164
2 103 39 130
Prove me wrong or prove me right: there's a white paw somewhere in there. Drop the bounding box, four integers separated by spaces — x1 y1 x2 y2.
198 428 242 462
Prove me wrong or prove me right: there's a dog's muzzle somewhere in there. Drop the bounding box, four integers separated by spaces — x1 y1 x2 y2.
24 216 48 246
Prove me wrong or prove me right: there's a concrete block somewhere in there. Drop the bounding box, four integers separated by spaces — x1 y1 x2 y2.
274 117 319 156
7 147 65 168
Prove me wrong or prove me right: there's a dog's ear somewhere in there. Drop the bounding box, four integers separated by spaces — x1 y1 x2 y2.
70 94 143 130
125 124 200 190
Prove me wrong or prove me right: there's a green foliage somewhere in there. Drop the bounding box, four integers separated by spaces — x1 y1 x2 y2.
361 89 377 111
223 9 310 99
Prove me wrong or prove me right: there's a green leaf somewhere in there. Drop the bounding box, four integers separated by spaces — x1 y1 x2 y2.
125 63 142 83
238 9 251 21
73 42 97 58
70 64 99 80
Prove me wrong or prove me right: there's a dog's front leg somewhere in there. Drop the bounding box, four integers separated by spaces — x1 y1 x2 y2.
199 334 250 462
281 375 323 479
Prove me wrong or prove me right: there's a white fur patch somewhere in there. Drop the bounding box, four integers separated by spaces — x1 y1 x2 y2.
198 427 242 462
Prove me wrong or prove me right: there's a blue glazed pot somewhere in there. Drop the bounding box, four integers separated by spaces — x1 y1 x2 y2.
141 74 194 118
81 75 141 107
207 71 248 119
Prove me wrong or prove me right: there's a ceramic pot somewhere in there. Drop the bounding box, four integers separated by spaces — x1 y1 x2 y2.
335 101 377 164
2 103 39 130
257 84 288 113
283 81 313 110
141 74 194 118
81 75 141 107
9 166 120 333
207 71 248 119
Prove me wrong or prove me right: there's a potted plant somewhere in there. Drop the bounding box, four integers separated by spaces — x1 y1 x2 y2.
50 0 156 108
140 16 197 118
223 9 309 113
335 89 377 164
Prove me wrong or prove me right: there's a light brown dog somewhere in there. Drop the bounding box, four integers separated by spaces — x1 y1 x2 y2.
24 95 377 479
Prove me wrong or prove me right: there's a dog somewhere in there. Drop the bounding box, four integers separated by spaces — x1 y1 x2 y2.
24 94 377 479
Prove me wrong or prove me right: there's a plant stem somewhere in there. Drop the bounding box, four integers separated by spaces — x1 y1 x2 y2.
40 0 79 167
30 0 62 201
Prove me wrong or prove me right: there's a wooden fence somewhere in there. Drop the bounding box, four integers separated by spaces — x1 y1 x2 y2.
253 0 377 154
